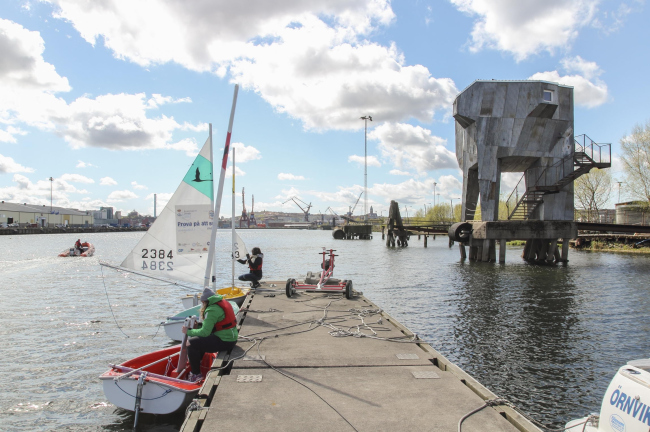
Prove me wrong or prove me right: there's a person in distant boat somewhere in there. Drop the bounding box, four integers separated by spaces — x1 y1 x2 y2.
182 288 238 383
237 247 263 288
75 239 83 254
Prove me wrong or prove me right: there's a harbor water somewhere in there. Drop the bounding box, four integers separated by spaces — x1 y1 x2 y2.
1 230 649 431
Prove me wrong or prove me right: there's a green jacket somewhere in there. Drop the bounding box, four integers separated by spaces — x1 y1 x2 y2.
186 294 238 342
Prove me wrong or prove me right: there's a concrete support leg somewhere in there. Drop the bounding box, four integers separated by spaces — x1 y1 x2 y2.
433 235 436 240
469 246 477 261
476 245 483 261
561 239 570 262
489 240 496 262
553 245 561 262
538 240 550 262
459 243 466 259
548 239 558 263
418 234 421 240
525 240 538 261
481 239 491 262
522 240 531 260
499 239 506 263
382 227 385 240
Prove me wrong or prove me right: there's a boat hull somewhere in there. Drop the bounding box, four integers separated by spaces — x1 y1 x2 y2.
181 286 249 309
99 345 215 414
58 243 95 257
163 300 240 341
100 375 196 414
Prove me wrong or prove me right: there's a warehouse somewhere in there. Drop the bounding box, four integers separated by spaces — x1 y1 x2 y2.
0 201 94 227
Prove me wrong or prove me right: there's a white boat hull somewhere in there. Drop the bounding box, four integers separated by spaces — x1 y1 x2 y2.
100 375 196 414
163 320 184 342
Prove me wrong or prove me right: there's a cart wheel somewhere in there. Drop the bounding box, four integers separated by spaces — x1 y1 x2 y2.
345 280 353 299
286 278 296 298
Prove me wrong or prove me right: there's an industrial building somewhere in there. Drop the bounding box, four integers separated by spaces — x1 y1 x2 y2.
0 201 94 227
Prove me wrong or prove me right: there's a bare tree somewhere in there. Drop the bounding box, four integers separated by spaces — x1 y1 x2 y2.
620 120 650 202
574 168 612 222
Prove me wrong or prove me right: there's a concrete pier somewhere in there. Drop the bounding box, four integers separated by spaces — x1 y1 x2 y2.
182 282 541 432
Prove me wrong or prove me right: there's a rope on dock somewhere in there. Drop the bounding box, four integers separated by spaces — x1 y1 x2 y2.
255 337 360 432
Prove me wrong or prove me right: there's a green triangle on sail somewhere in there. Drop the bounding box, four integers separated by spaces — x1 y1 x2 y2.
183 154 213 199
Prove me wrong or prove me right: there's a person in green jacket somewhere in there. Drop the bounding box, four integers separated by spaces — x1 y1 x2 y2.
182 288 239 382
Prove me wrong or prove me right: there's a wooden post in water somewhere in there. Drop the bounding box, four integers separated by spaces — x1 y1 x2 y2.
424 235 428 248
459 243 466 259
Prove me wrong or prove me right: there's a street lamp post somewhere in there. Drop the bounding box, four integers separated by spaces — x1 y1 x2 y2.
49 177 53 213
450 198 458 221
360 115 372 222
433 182 437 207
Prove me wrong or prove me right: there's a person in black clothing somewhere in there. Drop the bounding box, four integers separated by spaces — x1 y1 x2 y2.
237 247 263 288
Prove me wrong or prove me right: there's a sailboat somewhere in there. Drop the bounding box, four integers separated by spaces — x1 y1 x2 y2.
161 147 250 342
99 86 241 416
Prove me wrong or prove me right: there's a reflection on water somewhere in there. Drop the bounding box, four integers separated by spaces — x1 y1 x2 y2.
1 230 649 430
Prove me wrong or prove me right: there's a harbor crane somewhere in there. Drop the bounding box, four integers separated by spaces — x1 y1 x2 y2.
250 195 256 226
240 187 249 228
325 206 339 226
347 192 363 218
283 196 312 222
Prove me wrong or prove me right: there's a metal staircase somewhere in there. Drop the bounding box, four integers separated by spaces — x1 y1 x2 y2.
506 135 611 220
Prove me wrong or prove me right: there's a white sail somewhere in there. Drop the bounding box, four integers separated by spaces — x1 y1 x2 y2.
233 229 249 261
120 135 215 285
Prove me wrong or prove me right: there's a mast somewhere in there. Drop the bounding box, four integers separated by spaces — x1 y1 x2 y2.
232 148 236 289
203 85 239 288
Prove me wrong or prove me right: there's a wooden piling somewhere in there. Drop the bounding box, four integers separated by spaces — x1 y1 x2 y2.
424 236 428 248
459 243 466 259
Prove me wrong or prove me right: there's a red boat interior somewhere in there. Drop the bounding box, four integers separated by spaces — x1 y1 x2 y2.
105 345 217 389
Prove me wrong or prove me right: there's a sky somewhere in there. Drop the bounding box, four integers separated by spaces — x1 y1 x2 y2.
0 0 647 219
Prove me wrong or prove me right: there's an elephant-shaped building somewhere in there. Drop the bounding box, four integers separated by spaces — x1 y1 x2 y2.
451 80 610 263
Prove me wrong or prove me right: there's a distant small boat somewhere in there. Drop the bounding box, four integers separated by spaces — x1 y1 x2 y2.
99 344 215 414
58 242 95 257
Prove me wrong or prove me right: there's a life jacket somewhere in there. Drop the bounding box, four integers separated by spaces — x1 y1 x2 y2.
213 299 237 332
248 254 263 271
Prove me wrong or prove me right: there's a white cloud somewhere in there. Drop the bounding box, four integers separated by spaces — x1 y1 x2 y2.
76 160 96 168
348 155 381 167
529 56 608 108
278 173 306 180
450 0 598 60
231 142 261 162
0 174 92 207
60 173 94 183
107 190 139 202
0 154 35 173
389 169 411 176
0 18 205 152
48 1 456 131
165 138 199 157
59 92 202 151
225 166 246 177
370 123 457 173
100 176 117 186
0 19 70 141
131 181 148 190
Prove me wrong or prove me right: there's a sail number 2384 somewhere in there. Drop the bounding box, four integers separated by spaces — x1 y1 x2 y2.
141 249 173 271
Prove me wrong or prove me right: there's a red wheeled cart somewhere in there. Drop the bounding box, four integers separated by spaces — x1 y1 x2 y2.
286 248 353 299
